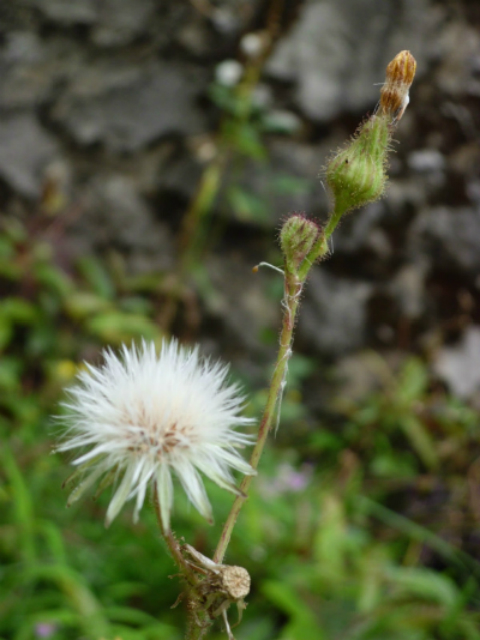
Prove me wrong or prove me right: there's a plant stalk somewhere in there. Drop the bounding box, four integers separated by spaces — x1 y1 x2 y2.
323 205 345 240
213 271 303 564
185 231 333 635
153 488 197 589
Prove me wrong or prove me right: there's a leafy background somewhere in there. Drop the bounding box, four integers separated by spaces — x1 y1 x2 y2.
1 1 480 639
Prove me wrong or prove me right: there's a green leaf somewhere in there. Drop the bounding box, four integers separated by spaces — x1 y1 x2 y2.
397 358 429 404
0 357 22 391
0 314 12 350
271 174 312 195
227 186 268 223
400 414 439 470
385 566 459 609
2 446 37 562
86 312 160 344
64 292 112 320
35 263 73 299
77 255 115 300
313 493 348 583
2 298 38 324
262 581 325 640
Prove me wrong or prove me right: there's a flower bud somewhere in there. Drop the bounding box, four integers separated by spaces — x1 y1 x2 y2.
325 113 390 218
280 213 324 275
325 50 416 224
380 50 416 121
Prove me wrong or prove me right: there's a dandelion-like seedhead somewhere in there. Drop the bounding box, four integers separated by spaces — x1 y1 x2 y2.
56 340 255 531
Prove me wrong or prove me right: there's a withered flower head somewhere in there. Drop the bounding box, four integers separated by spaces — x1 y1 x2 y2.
380 50 417 121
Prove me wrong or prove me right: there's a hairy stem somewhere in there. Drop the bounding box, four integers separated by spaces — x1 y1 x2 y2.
186 606 210 640
323 205 345 240
213 272 303 564
185 271 305 639
153 487 197 589
179 160 224 273
153 490 213 640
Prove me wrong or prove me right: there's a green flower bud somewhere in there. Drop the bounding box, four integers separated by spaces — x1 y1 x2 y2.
325 113 391 219
324 50 416 235
280 213 326 277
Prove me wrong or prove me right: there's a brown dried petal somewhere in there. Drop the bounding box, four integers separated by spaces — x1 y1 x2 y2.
380 50 417 120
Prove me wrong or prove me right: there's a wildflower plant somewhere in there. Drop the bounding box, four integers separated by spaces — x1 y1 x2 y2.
57 51 416 639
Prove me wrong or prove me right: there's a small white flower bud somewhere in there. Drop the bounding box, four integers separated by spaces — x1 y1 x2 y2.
215 59 243 87
240 32 265 58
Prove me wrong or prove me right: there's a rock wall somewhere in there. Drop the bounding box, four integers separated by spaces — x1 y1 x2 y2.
1 0 479 402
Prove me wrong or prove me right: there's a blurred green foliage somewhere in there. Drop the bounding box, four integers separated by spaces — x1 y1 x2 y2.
2 212 480 640
180 72 313 272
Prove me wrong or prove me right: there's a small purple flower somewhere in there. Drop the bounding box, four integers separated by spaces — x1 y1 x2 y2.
285 467 311 492
261 463 313 497
35 622 57 638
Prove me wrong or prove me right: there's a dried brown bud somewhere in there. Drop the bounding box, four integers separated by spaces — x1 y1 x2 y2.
220 565 251 599
380 50 417 121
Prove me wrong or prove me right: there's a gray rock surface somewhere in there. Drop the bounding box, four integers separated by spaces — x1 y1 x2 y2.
91 0 156 47
266 0 431 121
26 0 98 25
52 62 207 152
0 0 477 402
25 0 155 44
332 202 388 255
0 113 59 197
411 206 480 275
0 32 73 109
0 32 48 108
434 327 480 400
407 149 446 173
389 262 428 319
435 18 480 97
299 269 371 356
205 254 279 354
73 175 175 273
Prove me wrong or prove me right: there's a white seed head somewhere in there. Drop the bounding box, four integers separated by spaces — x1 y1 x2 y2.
57 340 255 530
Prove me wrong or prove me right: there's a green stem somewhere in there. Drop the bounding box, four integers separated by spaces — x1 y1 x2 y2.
323 204 346 240
153 488 197 589
186 607 210 640
153 490 212 640
186 270 305 638
179 159 224 274
188 245 326 636
213 272 303 564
